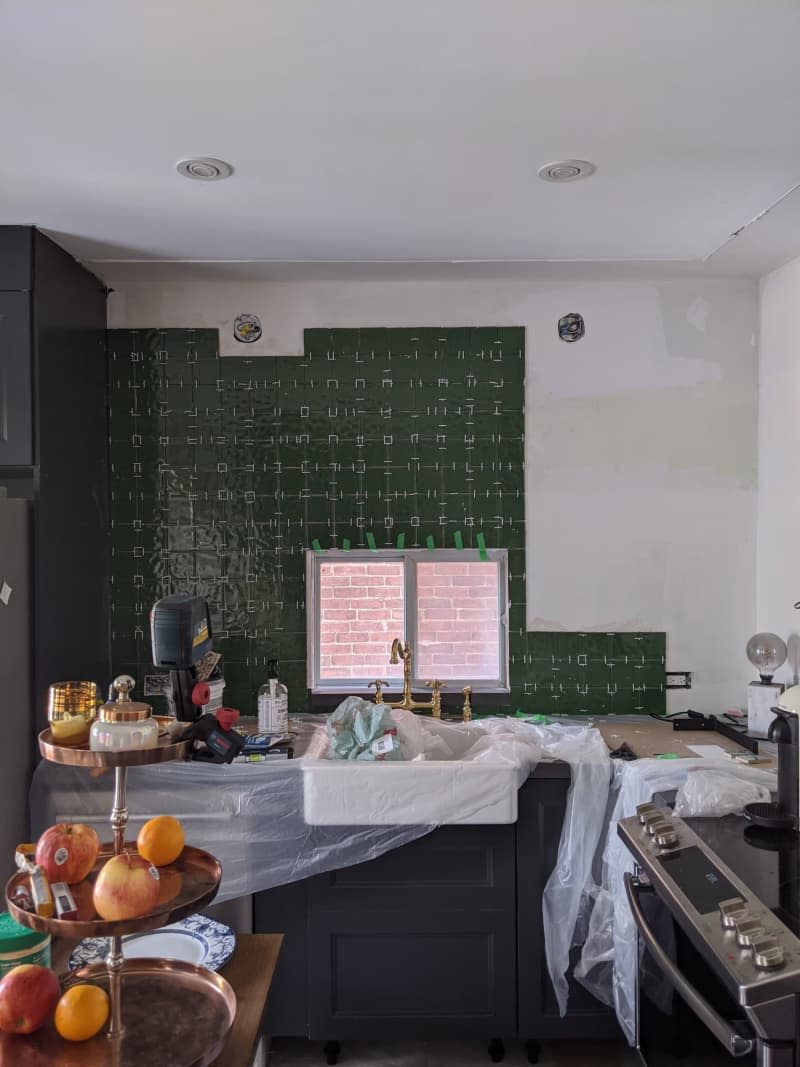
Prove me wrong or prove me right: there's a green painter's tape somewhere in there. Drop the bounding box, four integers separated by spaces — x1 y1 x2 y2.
366 532 377 551
453 530 463 550
396 532 405 550
426 535 435 550
476 532 488 561
311 539 323 552
342 538 351 552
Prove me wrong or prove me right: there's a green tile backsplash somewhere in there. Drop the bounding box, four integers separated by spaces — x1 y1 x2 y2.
108 326 665 716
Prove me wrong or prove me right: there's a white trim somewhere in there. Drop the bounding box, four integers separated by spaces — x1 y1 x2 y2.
306 548 510 693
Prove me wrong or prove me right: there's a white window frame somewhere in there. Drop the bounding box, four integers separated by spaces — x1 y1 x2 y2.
306 548 510 694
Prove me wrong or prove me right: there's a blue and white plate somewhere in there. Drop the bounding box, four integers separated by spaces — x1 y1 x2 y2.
69 914 236 972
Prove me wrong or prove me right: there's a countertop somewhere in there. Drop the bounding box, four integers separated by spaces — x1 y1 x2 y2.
521 715 774 779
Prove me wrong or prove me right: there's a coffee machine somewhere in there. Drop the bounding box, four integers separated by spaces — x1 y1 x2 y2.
744 685 800 830
764 686 800 829
150 594 213 722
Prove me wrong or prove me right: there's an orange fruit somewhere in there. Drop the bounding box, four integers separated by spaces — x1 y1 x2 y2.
136 815 185 867
54 984 109 1042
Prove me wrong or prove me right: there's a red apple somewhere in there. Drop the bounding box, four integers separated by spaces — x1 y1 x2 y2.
92 851 160 921
35 824 100 885
0 964 60 1034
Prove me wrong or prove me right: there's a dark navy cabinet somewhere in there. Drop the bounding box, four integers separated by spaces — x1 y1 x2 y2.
0 227 110 711
0 291 32 466
255 769 617 1052
307 824 517 1039
516 768 619 1042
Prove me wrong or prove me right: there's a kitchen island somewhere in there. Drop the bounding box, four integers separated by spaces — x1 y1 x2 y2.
32 715 761 1061
256 764 618 1063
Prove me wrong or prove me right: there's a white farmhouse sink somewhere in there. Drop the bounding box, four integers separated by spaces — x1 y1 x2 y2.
301 757 522 825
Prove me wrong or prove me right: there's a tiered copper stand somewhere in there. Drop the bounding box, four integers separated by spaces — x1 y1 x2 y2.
3 730 236 1066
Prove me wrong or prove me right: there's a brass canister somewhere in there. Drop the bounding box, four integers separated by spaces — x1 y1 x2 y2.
46 680 99 723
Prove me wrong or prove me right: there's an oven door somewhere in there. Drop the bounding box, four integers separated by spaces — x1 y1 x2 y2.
626 873 759 1066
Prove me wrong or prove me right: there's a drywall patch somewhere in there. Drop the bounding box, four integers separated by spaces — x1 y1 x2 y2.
686 297 709 333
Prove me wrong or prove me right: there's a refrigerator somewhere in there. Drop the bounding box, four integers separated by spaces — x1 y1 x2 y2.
0 492 32 880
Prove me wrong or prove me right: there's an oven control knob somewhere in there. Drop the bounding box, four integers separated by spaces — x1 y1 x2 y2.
647 819 672 837
734 919 766 947
637 804 658 824
642 811 666 830
719 898 749 928
751 938 785 970
654 827 678 848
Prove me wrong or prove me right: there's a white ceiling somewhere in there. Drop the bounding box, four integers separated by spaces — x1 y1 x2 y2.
3 0 800 282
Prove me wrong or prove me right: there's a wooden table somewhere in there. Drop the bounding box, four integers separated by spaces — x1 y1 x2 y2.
211 934 282 1067
51 932 283 1067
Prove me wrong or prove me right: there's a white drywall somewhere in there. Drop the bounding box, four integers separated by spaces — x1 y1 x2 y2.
758 256 800 686
110 276 759 711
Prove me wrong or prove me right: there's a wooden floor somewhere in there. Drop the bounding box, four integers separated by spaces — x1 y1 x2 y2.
267 1038 639 1066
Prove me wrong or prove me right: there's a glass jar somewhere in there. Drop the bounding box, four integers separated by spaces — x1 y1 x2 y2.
90 675 159 751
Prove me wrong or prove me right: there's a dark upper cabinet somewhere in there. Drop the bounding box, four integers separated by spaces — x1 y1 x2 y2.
0 292 33 465
0 227 110 711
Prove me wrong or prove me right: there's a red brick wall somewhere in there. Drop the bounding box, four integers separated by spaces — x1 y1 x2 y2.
416 562 500 680
319 562 406 680
318 560 500 684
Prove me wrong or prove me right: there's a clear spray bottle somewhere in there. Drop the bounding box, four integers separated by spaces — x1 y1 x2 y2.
257 659 289 736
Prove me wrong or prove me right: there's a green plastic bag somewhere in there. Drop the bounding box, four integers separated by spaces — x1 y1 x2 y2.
326 697 403 761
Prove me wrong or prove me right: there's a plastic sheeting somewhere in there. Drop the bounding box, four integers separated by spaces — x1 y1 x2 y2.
574 756 778 1046
29 711 610 1018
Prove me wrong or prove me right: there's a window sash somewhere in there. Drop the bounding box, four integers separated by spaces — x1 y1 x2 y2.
306 548 510 693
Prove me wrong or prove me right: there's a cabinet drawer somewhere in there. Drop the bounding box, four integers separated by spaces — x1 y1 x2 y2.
308 910 516 1038
309 824 515 910
0 292 32 466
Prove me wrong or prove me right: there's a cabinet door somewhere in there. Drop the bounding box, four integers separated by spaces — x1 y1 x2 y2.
308 909 517 1040
0 292 32 466
517 776 618 1040
0 498 32 865
307 826 517 1039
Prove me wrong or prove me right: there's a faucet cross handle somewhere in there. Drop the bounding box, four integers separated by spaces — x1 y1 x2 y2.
462 685 473 723
425 680 446 720
369 680 388 705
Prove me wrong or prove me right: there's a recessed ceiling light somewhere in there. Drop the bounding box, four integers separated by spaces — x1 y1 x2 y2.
538 160 596 183
176 157 234 181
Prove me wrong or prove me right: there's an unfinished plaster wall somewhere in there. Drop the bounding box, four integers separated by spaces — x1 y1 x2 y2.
110 274 758 711
758 255 800 686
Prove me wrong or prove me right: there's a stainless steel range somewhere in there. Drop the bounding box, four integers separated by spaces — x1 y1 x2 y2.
619 804 800 1066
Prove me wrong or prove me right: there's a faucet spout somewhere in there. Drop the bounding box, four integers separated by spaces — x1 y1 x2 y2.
382 638 444 718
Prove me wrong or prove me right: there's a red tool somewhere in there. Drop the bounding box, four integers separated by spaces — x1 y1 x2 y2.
215 707 240 731
191 682 211 707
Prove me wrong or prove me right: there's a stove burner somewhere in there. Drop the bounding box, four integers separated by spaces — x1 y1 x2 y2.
744 800 795 830
688 814 800 940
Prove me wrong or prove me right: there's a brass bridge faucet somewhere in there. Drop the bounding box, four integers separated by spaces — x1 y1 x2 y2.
382 638 443 716
374 638 471 721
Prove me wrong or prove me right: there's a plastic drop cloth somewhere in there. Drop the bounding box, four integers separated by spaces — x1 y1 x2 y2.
29 710 611 1018
573 756 778 1046
326 697 402 760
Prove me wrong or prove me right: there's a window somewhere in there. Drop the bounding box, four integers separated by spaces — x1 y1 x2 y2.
306 549 509 693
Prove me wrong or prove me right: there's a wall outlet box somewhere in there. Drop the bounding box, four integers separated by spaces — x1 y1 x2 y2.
747 681 784 739
665 671 692 689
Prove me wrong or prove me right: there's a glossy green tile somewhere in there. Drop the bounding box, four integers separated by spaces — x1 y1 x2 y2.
108 327 665 716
